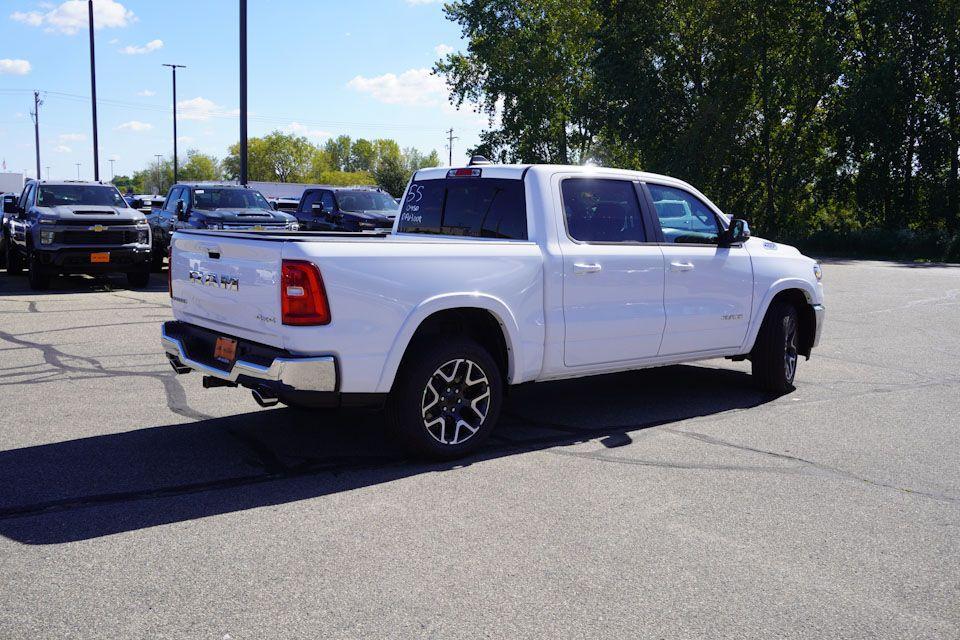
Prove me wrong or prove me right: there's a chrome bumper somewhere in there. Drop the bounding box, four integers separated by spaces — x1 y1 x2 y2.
160 325 337 392
812 304 825 348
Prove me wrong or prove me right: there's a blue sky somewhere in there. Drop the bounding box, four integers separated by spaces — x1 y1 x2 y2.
0 0 486 181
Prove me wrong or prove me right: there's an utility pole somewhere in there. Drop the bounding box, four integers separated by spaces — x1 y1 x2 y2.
109 158 115 180
45 166 50 180
446 128 458 166
162 63 186 183
76 163 81 180
88 0 100 181
155 154 163 193
30 91 42 180
239 0 248 185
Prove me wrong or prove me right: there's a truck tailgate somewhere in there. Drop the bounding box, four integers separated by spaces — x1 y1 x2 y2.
170 232 285 349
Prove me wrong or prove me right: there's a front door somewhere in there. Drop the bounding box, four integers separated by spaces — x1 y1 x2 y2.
645 183 753 356
559 177 666 368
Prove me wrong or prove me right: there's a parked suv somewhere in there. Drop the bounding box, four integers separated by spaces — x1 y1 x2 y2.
3 180 152 290
148 183 298 269
293 186 397 232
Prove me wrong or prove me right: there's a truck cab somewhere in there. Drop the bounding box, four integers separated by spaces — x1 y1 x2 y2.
162 162 825 459
3 180 152 290
148 183 299 269
294 186 397 232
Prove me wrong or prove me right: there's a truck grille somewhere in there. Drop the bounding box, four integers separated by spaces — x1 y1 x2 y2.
61 230 137 245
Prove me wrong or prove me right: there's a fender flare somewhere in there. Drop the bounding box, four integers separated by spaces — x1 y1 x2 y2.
375 293 523 393
743 278 818 352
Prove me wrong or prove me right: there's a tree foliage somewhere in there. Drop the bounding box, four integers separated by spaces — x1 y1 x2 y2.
437 0 960 241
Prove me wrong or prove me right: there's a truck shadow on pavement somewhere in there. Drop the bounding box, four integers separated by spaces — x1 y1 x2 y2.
0 365 778 545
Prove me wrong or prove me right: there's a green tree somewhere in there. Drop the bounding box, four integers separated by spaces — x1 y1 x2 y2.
435 0 601 163
224 132 317 182
374 154 410 197
324 135 353 172
349 138 378 172
179 150 222 182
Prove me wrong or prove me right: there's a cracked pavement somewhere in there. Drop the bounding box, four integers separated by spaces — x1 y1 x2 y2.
0 260 958 639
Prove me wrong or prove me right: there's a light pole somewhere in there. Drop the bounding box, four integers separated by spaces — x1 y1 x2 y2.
109 158 115 180
45 166 50 180
87 0 100 181
239 0 248 185
162 63 186 184
76 163 81 180
155 154 163 194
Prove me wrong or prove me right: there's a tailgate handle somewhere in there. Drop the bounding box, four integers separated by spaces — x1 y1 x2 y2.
200 244 221 260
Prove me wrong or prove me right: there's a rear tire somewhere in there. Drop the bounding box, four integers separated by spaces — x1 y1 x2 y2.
386 338 502 460
27 252 50 290
751 301 800 393
5 241 23 275
126 269 151 289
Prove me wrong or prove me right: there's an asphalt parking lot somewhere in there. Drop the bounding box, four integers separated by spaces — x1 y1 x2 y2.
0 260 958 639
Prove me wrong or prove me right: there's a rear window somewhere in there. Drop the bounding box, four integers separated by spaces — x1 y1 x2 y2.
398 178 527 239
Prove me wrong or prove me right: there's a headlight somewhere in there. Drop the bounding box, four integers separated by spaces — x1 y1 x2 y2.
286 221 299 231
137 229 149 244
40 230 55 245
813 263 822 281
358 222 376 230
206 222 223 230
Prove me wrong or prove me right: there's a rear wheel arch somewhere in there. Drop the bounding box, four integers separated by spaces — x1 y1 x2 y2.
383 305 515 393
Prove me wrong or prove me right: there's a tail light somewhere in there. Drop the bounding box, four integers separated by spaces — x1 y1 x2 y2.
167 246 173 297
281 260 330 325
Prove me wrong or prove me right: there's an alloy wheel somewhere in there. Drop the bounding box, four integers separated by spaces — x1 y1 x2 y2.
420 358 491 446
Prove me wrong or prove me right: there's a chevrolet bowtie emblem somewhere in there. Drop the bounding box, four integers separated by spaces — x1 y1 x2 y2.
90 224 106 232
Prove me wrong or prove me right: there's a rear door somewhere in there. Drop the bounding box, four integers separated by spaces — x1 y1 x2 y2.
645 183 753 355
170 232 286 348
557 177 666 367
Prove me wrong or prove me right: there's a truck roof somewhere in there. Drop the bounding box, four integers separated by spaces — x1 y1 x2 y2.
412 163 698 190
26 180 118 187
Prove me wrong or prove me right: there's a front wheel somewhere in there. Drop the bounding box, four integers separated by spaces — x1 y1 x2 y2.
126 269 151 289
751 301 800 393
5 241 23 275
386 338 503 460
27 252 50 290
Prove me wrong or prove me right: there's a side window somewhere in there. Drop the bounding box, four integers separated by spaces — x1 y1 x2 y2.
561 179 646 243
180 188 192 210
300 191 320 212
648 184 721 244
321 191 335 213
163 188 181 213
19 184 35 210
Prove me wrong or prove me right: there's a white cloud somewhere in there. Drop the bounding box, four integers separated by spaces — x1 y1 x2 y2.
0 59 32 75
347 68 448 107
119 38 162 55
58 132 85 142
115 120 152 132
285 122 331 140
136 89 155 97
177 96 226 121
434 44 454 57
11 0 136 35
54 144 71 153
177 136 194 144
108 37 119 44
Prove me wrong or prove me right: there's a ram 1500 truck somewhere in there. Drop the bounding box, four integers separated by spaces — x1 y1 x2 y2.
5 180 152 290
161 163 825 459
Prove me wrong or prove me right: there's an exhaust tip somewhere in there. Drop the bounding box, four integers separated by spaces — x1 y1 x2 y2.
251 388 279 408
166 354 192 375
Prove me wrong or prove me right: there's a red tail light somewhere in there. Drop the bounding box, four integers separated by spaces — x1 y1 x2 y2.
281 260 330 326
167 246 173 297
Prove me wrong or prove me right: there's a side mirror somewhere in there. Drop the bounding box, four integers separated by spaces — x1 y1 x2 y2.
2 200 17 215
175 199 187 221
722 218 750 245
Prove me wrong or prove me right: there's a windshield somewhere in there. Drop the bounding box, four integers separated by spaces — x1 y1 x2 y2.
337 191 398 213
37 185 127 208
193 188 271 210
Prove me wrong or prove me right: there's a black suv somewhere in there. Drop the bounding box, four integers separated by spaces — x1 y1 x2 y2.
293 186 397 232
148 183 298 269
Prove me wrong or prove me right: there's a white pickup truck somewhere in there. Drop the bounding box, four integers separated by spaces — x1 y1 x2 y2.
161 163 825 458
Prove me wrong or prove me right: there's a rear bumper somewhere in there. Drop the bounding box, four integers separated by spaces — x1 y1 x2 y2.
160 321 337 393
812 304 825 347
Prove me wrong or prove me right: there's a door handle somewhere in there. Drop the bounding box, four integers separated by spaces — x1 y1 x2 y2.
573 262 602 275
669 261 695 272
